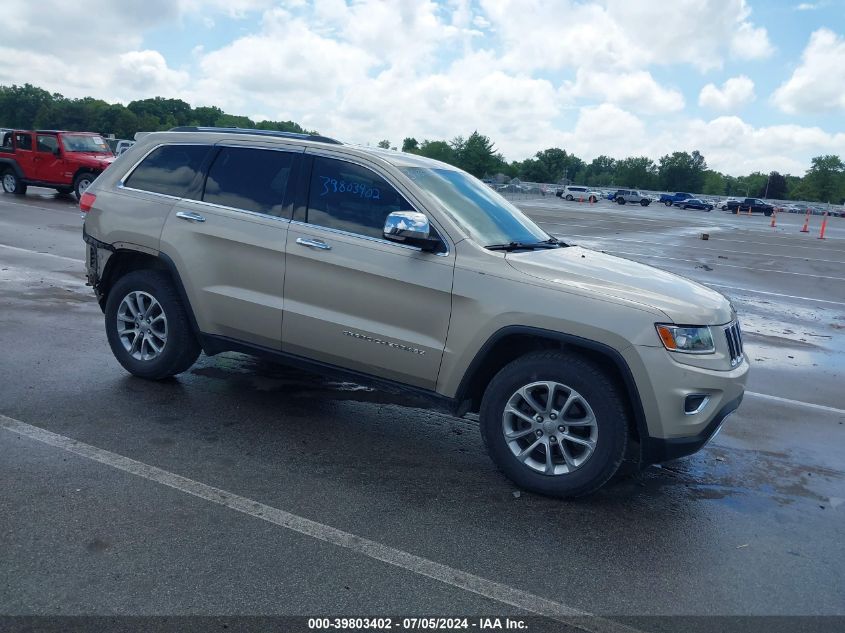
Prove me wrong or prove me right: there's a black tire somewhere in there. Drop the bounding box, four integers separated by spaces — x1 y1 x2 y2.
664 201 672 206
640 199 650 206
617 197 626 205
105 270 201 380
763 209 772 217
2 169 27 195
682 205 689 210
74 171 96 199
589 195 597 203
479 351 629 498
564 194 573 201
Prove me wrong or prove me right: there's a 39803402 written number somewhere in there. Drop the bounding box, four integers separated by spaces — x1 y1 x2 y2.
319 176 381 200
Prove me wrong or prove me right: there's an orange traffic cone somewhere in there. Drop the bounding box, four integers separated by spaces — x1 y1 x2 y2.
819 212 828 240
579 196 584 203
746 204 752 216
770 209 777 228
800 210 810 233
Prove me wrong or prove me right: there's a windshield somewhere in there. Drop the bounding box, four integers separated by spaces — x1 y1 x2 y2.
400 167 550 247
61 134 112 154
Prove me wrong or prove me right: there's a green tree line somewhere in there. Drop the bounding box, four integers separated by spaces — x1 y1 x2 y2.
2 83 843 203
0 83 309 141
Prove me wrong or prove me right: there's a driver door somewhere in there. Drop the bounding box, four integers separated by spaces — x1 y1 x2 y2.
34 134 67 184
282 153 455 390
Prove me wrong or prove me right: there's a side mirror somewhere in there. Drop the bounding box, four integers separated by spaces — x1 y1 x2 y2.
383 211 440 252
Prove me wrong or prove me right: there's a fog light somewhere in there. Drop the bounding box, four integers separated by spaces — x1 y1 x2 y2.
684 394 710 415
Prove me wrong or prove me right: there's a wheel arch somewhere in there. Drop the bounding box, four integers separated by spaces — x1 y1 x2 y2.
454 326 647 443
73 167 101 185
96 248 201 342
0 158 24 179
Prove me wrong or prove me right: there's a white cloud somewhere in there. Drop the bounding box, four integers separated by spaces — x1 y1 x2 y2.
795 2 826 9
698 75 755 111
730 21 775 60
564 69 685 114
479 0 773 72
771 28 845 114
0 0 840 178
674 116 845 175
117 51 189 96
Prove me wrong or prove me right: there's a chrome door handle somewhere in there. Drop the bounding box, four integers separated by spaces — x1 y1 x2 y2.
175 211 206 223
296 237 331 250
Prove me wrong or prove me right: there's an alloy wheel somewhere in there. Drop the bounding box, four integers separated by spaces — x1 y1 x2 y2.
116 291 168 361
502 381 598 476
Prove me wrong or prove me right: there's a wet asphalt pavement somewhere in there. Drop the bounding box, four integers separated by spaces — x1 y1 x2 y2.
0 189 843 630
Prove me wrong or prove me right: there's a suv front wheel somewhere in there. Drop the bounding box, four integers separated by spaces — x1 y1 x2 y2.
480 351 629 498
105 270 201 380
74 171 96 199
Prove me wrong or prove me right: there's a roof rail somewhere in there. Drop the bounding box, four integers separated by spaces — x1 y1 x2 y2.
168 126 342 145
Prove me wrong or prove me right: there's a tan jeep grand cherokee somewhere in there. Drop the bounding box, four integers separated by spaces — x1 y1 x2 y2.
82 127 748 498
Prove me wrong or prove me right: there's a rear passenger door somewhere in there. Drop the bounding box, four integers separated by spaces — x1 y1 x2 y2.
160 144 301 350
12 133 36 178
282 153 455 390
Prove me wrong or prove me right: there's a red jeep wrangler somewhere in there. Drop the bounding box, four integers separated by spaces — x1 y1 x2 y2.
1 130 116 198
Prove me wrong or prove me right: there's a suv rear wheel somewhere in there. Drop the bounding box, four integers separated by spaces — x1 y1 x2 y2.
640 199 650 207
479 351 628 498
105 270 201 380
616 197 626 205
2 170 27 195
564 194 573 201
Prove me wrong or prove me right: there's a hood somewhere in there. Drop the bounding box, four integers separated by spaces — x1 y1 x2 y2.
506 246 734 325
71 152 116 166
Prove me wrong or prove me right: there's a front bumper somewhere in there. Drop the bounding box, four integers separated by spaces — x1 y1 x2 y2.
640 392 743 463
621 344 749 465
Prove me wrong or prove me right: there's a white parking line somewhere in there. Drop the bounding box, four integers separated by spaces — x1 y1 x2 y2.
0 414 641 633
745 392 845 416
703 283 845 307
0 243 84 263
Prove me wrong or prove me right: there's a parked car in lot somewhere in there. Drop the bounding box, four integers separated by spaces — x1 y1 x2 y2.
613 189 651 206
82 127 748 498
725 197 775 217
659 192 694 206
556 185 600 202
719 198 740 210
106 138 135 156
679 198 713 211
1 129 116 198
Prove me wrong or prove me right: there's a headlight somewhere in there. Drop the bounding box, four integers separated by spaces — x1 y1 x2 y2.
655 324 715 354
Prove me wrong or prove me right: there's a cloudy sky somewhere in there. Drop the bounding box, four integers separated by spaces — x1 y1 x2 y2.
3 0 844 175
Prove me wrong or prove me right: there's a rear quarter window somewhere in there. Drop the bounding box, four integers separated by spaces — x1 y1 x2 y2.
123 145 209 198
202 147 295 216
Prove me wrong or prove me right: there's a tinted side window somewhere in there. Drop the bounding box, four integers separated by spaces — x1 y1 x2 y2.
307 157 410 239
36 135 58 153
124 145 209 197
203 147 295 217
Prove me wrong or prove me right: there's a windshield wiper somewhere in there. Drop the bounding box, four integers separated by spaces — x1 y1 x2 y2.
485 239 562 251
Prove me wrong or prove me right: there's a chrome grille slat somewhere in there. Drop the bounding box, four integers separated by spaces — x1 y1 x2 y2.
724 321 744 367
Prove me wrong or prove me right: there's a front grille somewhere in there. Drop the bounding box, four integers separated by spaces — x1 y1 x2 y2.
724 321 744 367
